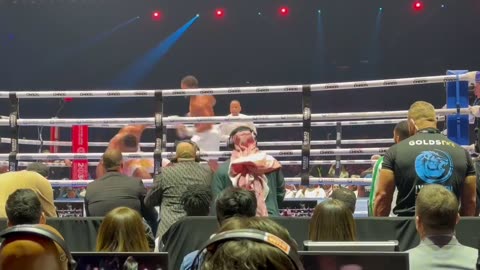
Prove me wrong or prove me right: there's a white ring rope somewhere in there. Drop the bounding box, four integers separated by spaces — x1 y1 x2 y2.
1 137 395 148
2 72 475 98
0 148 389 160
47 178 373 186
0 159 374 168
13 108 471 127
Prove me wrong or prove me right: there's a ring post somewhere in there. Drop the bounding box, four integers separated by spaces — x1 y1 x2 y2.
153 90 163 177
446 70 469 145
335 122 342 177
71 125 89 180
301 85 312 186
8 93 18 172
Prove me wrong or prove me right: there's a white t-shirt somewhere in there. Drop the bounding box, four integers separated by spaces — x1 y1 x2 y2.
219 114 257 141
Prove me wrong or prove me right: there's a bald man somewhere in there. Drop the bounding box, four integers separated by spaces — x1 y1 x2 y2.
374 101 476 217
86 150 157 220
219 100 257 141
0 224 69 270
177 76 221 170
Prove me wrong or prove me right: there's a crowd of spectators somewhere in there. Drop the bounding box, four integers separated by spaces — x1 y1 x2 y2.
0 100 478 269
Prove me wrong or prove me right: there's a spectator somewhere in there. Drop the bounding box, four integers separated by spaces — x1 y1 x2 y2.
0 170 57 218
408 184 478 269
180 187 257 270
145 140 213 239
369 120 411 215
309 199 356 241
96 207 150 252
331 187 357 213
155 185 213 251
212 126 285 216
26 162 50 178
219 100 257 142
181 184 213 216
84 149 157 233
199 217 299 270
375 101 477 216
0 224 69 270
5 189 46 226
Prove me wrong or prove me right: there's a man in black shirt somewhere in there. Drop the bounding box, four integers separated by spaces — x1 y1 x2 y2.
374 101 476 216
85 149 158 231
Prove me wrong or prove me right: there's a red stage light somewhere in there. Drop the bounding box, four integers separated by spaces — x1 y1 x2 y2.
215 9 224 17
152 11 162 21
413 1 423 11
279 6 289 15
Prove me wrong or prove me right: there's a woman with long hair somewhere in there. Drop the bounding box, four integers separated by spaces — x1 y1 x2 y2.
96 207 150 252
309 199 357 241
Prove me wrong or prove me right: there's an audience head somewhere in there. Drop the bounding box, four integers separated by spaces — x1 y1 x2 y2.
181 184 212 216
215 187 257 225
174 141 199 162
415 184 459 239
181 75 199 89
6 189 45 227
331 187 357 214
102 149 123 172
96 207 149 252
200 217 299 270
393 120 410 143
229 126 257 150
121 134 139 153
0 224 69 270
408 101 437 134
309 199 357 241
26 162 49 178
229 100 242 116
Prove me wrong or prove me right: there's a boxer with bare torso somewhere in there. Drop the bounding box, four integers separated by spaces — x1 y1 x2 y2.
96 125 170 179
176 76 221 170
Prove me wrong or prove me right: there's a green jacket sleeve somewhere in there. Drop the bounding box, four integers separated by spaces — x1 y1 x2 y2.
276 169 286 206
212 162 229 198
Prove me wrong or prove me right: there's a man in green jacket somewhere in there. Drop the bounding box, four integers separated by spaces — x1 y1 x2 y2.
211 126 285 216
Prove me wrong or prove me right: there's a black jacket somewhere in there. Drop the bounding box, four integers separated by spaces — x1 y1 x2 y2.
85 172 158 232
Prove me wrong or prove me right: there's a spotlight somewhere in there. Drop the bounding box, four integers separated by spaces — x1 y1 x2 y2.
215 8 224 17
279 6 289 16
413 1 423 11
379 7 383 11
152 10 162 21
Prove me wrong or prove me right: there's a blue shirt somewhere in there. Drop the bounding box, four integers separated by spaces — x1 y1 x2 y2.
180 250 201 270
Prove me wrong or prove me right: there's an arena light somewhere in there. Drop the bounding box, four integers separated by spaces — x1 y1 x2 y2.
215 8 225 18
279 6 289 16
413 1 424 11
152 10 162 21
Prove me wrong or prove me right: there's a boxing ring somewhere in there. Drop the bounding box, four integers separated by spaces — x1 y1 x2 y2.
0 71 477 197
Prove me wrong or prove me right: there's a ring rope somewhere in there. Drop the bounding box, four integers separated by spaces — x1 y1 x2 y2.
0 138 396 147
1 72 474 98
0 159 374 168
10 107 471 127
0 148 390 160
47 177 373 186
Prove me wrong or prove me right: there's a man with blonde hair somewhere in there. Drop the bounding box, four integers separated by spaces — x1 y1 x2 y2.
374 101 476 216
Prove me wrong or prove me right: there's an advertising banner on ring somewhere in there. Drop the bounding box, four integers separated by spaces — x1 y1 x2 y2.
72 125 89 180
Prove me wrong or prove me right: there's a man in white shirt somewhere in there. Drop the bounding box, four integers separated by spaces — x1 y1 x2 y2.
219 100 257 142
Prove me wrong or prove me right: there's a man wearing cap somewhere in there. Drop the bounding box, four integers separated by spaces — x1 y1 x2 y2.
145 141 213 238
